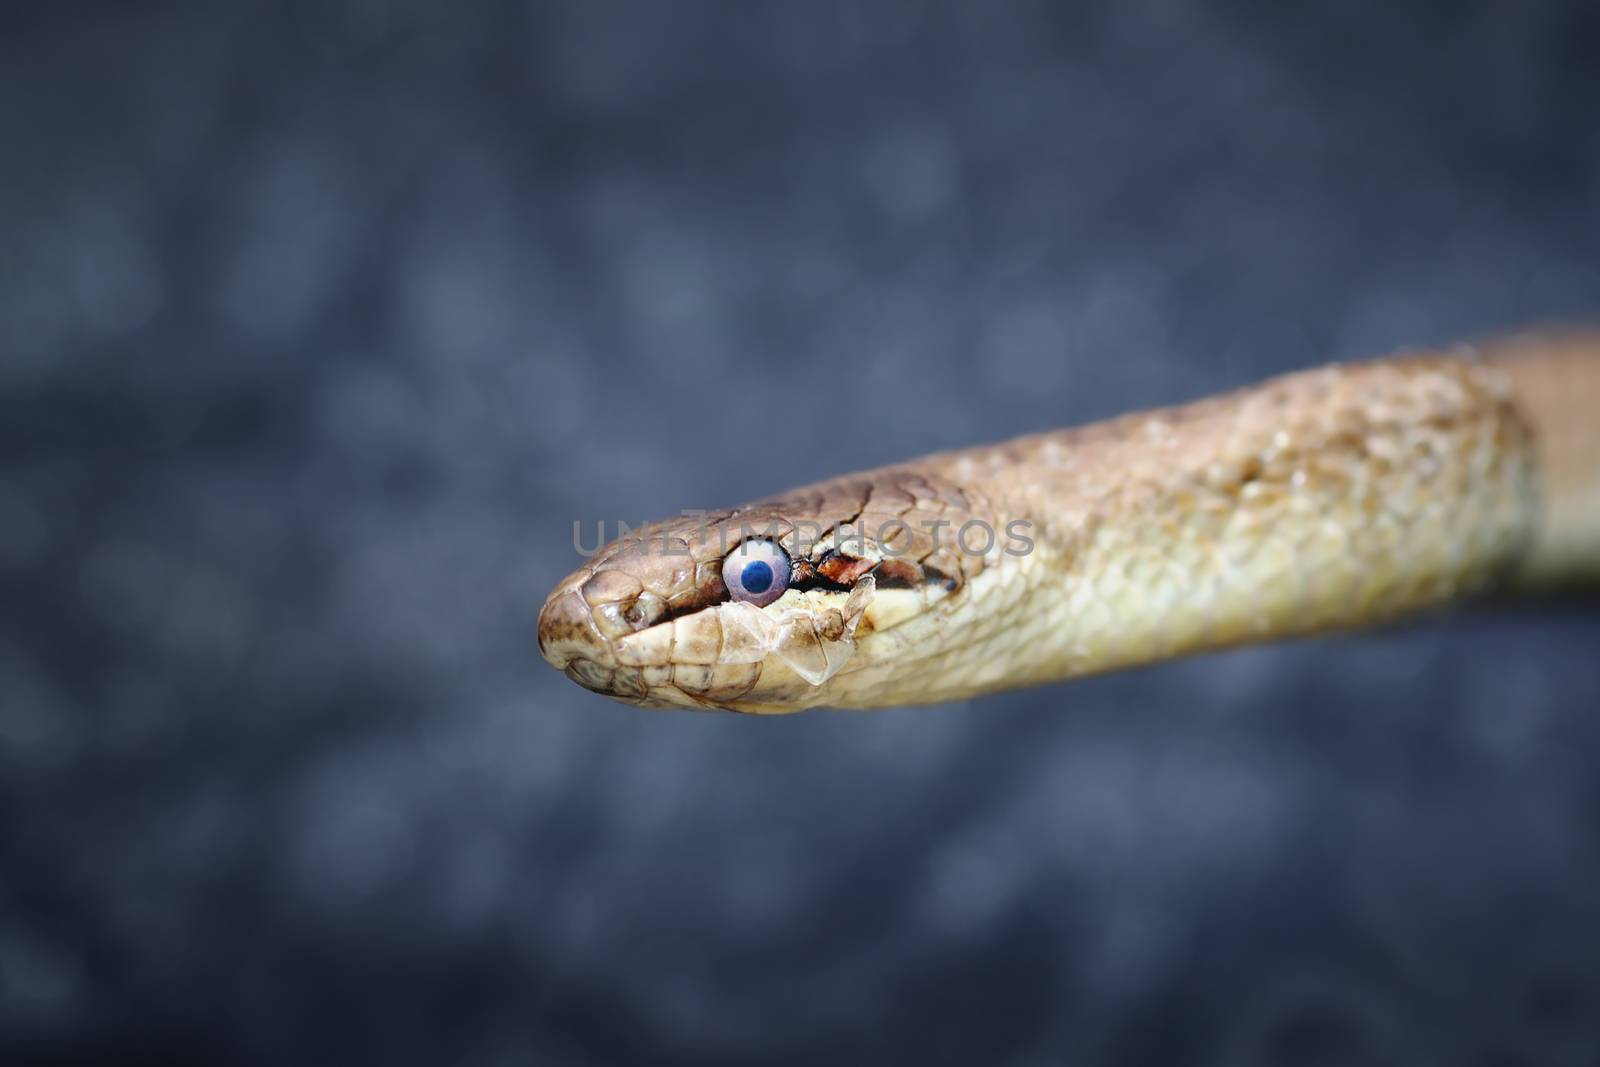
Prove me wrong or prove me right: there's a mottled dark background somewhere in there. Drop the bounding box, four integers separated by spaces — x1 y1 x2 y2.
4 2 1600 1064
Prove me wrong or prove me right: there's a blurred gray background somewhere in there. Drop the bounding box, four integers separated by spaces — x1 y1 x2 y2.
4 2 1600 1064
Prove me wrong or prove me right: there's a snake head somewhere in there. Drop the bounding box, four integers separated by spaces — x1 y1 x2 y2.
538 472 991 711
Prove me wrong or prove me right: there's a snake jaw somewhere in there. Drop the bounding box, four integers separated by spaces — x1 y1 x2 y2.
537 554 889 710
723 573 876 687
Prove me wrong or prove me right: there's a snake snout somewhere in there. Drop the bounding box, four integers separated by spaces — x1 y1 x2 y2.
537 586 611 672
540 578 687 706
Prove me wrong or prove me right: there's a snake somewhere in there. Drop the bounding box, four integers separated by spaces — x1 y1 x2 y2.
538 330 1600 713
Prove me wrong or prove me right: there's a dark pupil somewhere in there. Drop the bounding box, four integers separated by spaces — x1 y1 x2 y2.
740 560 774 594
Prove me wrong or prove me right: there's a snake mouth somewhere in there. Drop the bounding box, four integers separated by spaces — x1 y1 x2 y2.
539 569 894 709
537 583 769 708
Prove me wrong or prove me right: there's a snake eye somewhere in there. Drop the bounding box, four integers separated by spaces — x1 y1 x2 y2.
722 539 791 607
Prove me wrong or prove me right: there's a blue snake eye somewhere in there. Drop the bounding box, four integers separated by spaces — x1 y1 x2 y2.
741 560 773 594
722 539 790 607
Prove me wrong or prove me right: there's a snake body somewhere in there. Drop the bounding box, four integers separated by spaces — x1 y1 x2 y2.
538 331 1600 713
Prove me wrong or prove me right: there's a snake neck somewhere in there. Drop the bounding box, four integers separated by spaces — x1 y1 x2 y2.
900 353 1545 697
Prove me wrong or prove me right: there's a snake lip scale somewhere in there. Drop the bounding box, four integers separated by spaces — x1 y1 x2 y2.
539 330 1600 713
